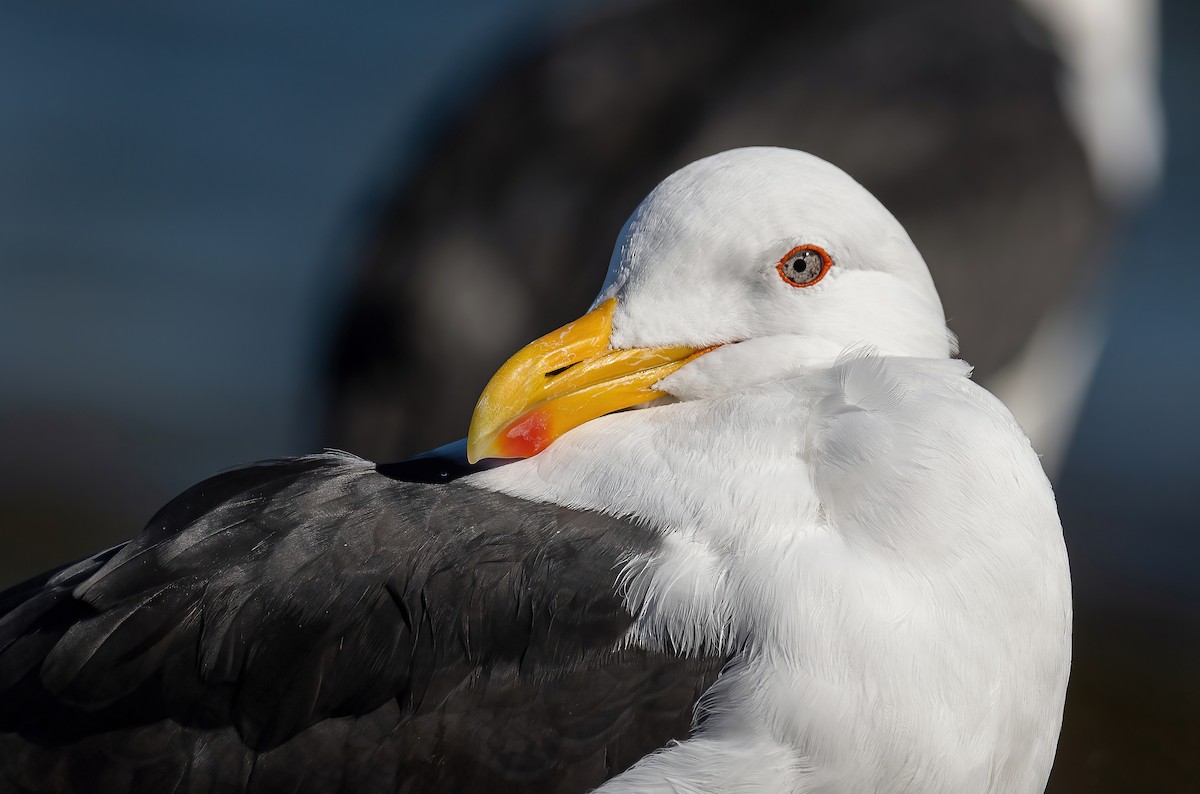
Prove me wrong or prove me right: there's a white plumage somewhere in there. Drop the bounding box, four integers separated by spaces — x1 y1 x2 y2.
473 148 1072 792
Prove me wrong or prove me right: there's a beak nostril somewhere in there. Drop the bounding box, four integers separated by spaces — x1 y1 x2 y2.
545 362 580 378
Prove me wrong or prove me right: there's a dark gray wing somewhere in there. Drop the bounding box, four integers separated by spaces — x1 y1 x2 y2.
0 452 724 793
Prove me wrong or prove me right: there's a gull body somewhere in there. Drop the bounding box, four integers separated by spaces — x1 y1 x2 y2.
473 148 1072 792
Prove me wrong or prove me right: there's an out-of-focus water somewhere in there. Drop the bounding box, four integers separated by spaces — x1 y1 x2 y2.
0 1 587 492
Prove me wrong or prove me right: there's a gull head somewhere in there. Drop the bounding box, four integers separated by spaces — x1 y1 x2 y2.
468 147 954 461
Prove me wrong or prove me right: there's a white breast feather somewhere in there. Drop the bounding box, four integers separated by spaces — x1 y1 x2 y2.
470 354 1072 793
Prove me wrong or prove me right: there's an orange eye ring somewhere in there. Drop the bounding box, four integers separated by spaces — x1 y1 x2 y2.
776 244 832 288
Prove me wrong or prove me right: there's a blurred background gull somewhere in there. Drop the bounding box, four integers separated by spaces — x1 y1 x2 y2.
0 0 1194 790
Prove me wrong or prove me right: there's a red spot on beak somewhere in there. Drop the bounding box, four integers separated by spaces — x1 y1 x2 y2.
496 409 551 459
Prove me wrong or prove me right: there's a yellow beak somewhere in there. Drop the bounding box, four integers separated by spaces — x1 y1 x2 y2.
466 298 710 463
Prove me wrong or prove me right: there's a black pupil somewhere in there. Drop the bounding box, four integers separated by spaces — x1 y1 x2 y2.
790 251 820 280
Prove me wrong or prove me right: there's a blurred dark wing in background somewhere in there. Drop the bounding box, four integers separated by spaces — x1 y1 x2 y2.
323 0 1105 463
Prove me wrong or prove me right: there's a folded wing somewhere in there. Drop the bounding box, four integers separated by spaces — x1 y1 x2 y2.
0 452 724 793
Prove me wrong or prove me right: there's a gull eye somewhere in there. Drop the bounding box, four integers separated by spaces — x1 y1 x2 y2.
777 244 832 288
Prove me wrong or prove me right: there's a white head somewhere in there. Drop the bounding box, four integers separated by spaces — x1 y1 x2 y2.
606 148 951 392
467 147 953 461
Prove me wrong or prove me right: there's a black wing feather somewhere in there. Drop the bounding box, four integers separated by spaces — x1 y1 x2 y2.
0 452 724 792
